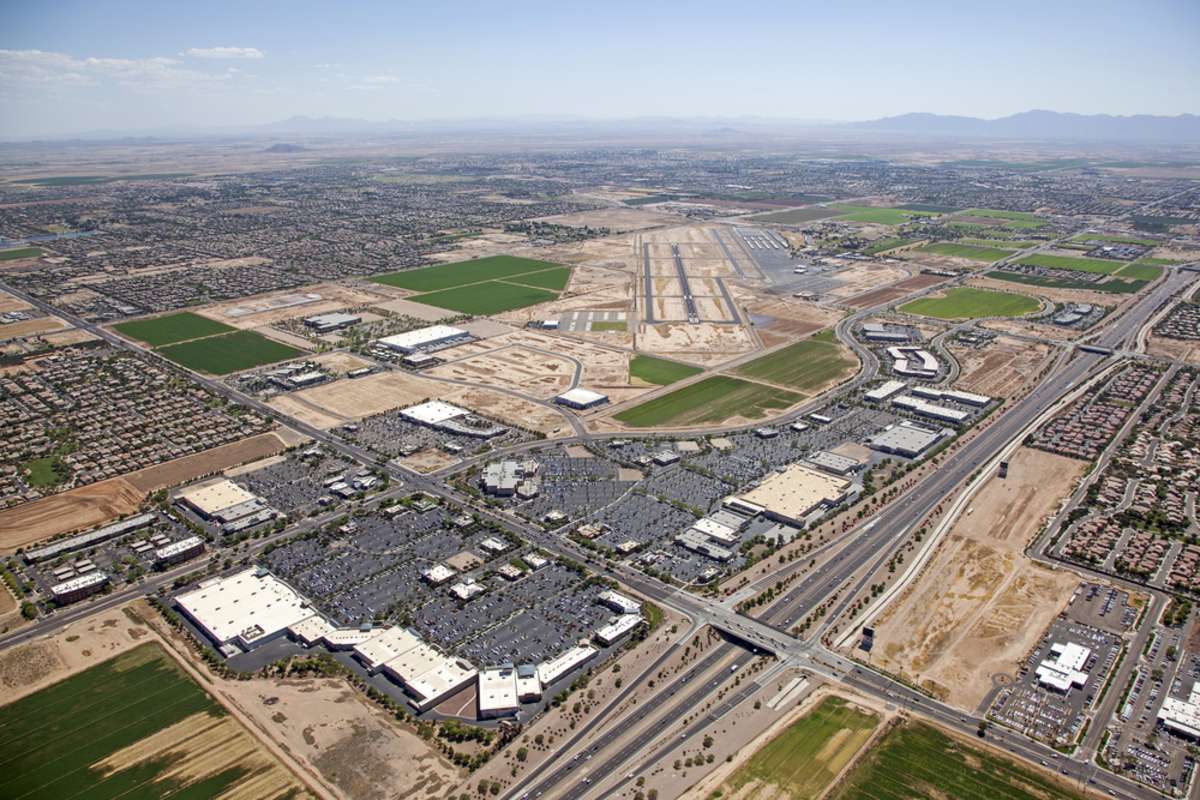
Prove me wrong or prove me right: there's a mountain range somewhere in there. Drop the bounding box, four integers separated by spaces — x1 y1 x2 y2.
853 110 1200 141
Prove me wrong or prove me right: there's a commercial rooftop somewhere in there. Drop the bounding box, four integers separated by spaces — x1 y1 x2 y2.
555 387 609 409
176 568 315 649
869 421 946 457
377 325 469 354
401 400 469 427
738 463 854 526
1035 641 1090 692
177 479 257 518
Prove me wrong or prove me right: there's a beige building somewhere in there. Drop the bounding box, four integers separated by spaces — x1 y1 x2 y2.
737 463 857 527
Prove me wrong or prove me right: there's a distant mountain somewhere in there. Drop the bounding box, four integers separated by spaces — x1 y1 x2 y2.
263 142 307 153
854 110 1200 141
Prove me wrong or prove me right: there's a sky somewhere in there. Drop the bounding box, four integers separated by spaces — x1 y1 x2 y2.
1 0 1197 138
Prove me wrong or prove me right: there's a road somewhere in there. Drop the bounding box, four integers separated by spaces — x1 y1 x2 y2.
2 262 1194 800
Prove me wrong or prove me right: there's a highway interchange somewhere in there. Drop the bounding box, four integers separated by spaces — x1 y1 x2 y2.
2 262 1198 800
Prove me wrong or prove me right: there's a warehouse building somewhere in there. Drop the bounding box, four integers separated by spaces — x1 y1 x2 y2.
378 325 470 354
869 421 947 458
892 394 970 424
736 463 858 528
555 387 609 410
303 312 361 333
805 450 861 476
176 568 315 652
400 400 507 438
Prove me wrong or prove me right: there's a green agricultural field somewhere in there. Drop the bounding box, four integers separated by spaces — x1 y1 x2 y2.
1133 256 1183 267
506 266 573 290
614 375 800 427
833 204 932 225
1016 253 1125 275
408 281 558 315
114 311 236 347
988 270 1147 295
725 696 878 799
862 238 914 255
1070 233 1157 247
628 354 703 385
963 208 1042 222
734 333 855 391
1116 262 1164 281
899 287 1039 320
751 206 839 225
11 173 192 187
960 237 1040 249
0 246 42 261
590 320 627 332
157 329 302 374
368 254 564 292
0 643 253 800
917 242 1015 262
832 720 1082 800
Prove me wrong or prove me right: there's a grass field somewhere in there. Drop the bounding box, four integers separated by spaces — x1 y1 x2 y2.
0 246 42 260
751 206 839 225
628 354 703 385
833 205 933 225
1132 256 1182 267
158 329 302 374
1115 262 1164 281
963 208 1043 222
899 287 1039 320
1016 253 1126 275
725 696 878 798
614 376 800 427
371 255 571 314
591 320 627 332
368 254 564 291
988 270 1147 295
862 238 915 255
0 642 304 799
917 242 1015 262
832 721 1082 800
960 237 1040 249
506 266 573 290
1070 233 1156 247
408 281 559 315
114 311 236 347
734 332 854 391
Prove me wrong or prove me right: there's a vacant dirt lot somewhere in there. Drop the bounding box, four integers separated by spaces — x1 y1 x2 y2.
868 446 1085 709
949 335 1055 398
637 322 757 365
0 477 144 552
199 283 387 329
1147 333 1200 366
430 345 577 398
0 315 69 340
125 431 290 493
534 207 678 232
282 372 443 422
220 676 462 800
843 273 948 308
823 263 912 300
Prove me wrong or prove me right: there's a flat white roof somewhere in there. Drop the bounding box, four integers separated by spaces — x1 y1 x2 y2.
178 479 257 516
538 644 596 687
50 571 107 596
556 387 608 406
176 568 314 647
401 400 469 426
738 463 852 522
478 666 520 712
378 325 467 351
406 658 477 709
865 380 906 401
595 614 644 644
352 626 422 670
598 590 642 615
289 614 335 645
155 536 203 560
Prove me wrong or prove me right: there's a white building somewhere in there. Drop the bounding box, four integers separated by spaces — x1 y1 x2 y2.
555 388 609 410
594 614 644 646
1160 683 1200 739
864 380 906 403
421 563 457 586
1035 642 1091 693
598 590 642 616
538 644 597 687
352 626 424 673
478 665 521 719
176 568 315 651
378 325 470 354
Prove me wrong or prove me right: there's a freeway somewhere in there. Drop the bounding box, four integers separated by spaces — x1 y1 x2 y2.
2 263 1194 800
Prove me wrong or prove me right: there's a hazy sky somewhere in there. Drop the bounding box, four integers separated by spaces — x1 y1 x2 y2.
1 0 1197 138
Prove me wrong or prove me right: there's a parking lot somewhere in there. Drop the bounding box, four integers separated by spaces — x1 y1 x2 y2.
346 408 534 459
989 616 1121 747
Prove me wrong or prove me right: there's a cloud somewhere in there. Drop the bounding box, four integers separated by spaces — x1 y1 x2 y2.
0 49 227 92
182 46 264 60
348 74 406 91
